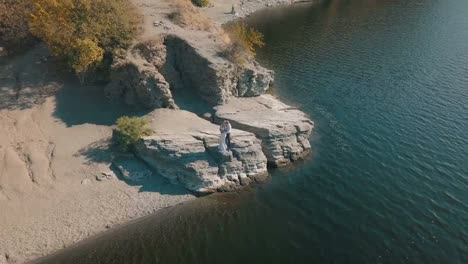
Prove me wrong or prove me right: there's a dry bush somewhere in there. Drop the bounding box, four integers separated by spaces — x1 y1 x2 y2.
0 0 35 52
168 0 214 31
222 23 265 64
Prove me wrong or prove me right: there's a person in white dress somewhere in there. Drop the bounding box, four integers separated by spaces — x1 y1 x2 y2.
219 121 227 152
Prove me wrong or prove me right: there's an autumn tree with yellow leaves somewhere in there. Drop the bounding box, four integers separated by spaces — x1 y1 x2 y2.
29 0 140 80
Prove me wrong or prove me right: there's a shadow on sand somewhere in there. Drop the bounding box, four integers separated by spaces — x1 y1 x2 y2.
0 45 149 126
76 138 190 196
0 45 59 111
53 82 148 127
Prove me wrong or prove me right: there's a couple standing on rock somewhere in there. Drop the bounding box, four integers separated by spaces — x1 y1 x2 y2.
219 120 232 152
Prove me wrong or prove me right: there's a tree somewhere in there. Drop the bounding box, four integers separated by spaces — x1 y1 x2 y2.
70 38 104 81
29 0 139 77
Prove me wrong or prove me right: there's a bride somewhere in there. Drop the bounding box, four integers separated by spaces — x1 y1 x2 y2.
219 122 228 152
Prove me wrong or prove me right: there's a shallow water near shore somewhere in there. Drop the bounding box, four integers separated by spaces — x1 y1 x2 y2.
34 0 468 263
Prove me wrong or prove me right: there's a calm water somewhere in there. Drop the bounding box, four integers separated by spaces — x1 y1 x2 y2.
36 0 468 263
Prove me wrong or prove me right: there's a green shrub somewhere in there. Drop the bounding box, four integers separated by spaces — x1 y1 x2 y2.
192 0 210 7
114 116 152 151
29 0 140 78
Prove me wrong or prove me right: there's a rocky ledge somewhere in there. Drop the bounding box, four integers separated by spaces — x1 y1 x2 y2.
106 4 314 192
214 95 314 167
134 109 268 193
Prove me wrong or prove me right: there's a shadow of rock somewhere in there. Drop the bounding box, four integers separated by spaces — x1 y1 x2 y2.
76 139 189 195
75 138 114 165
111 154 190 195
52 81 149 127
0 45 150 126
0 45 60 111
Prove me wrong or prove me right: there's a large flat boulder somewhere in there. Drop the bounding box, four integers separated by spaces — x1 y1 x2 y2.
214 95 314 167
134 109 268 193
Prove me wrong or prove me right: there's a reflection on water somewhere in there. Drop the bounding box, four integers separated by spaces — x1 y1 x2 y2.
34 0 468 263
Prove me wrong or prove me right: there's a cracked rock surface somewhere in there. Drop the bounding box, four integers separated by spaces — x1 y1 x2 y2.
134 109 268 193
214 95 314 167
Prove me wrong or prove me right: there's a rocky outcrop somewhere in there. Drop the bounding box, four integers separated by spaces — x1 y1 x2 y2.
235 61 275 97
105 46 177 109
214 95 314 167
105 65 176 109
163 35 274 105
134 109 268 193
106 35 274 109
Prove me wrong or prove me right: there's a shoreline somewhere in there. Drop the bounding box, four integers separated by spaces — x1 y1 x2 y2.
201 0 318 24
1 1 315 263
28 190 259 264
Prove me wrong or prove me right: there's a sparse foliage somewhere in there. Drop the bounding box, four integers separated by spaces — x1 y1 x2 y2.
114 116 152 151
29 0 140 77
0 0 35 52
224 23 265 64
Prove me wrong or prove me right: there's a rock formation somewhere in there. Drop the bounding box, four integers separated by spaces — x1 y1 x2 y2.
105 25 310 192
214 95 314 167
107 35 312 191
163 35 274 105
134 110 268 193
106 34 274 108
105 42 177 109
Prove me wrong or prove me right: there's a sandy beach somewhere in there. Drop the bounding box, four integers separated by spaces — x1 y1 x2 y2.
0 44 195 264
0 0 304 263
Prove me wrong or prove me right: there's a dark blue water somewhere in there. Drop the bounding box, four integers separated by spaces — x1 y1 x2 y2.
35 0 468 263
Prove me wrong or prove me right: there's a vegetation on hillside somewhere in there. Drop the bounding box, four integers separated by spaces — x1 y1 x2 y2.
224 23 265 64
114 116 153 151
29 0 140 80
0 0 35 52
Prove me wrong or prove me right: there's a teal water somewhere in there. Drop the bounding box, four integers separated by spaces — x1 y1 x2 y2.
35 0 468 263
